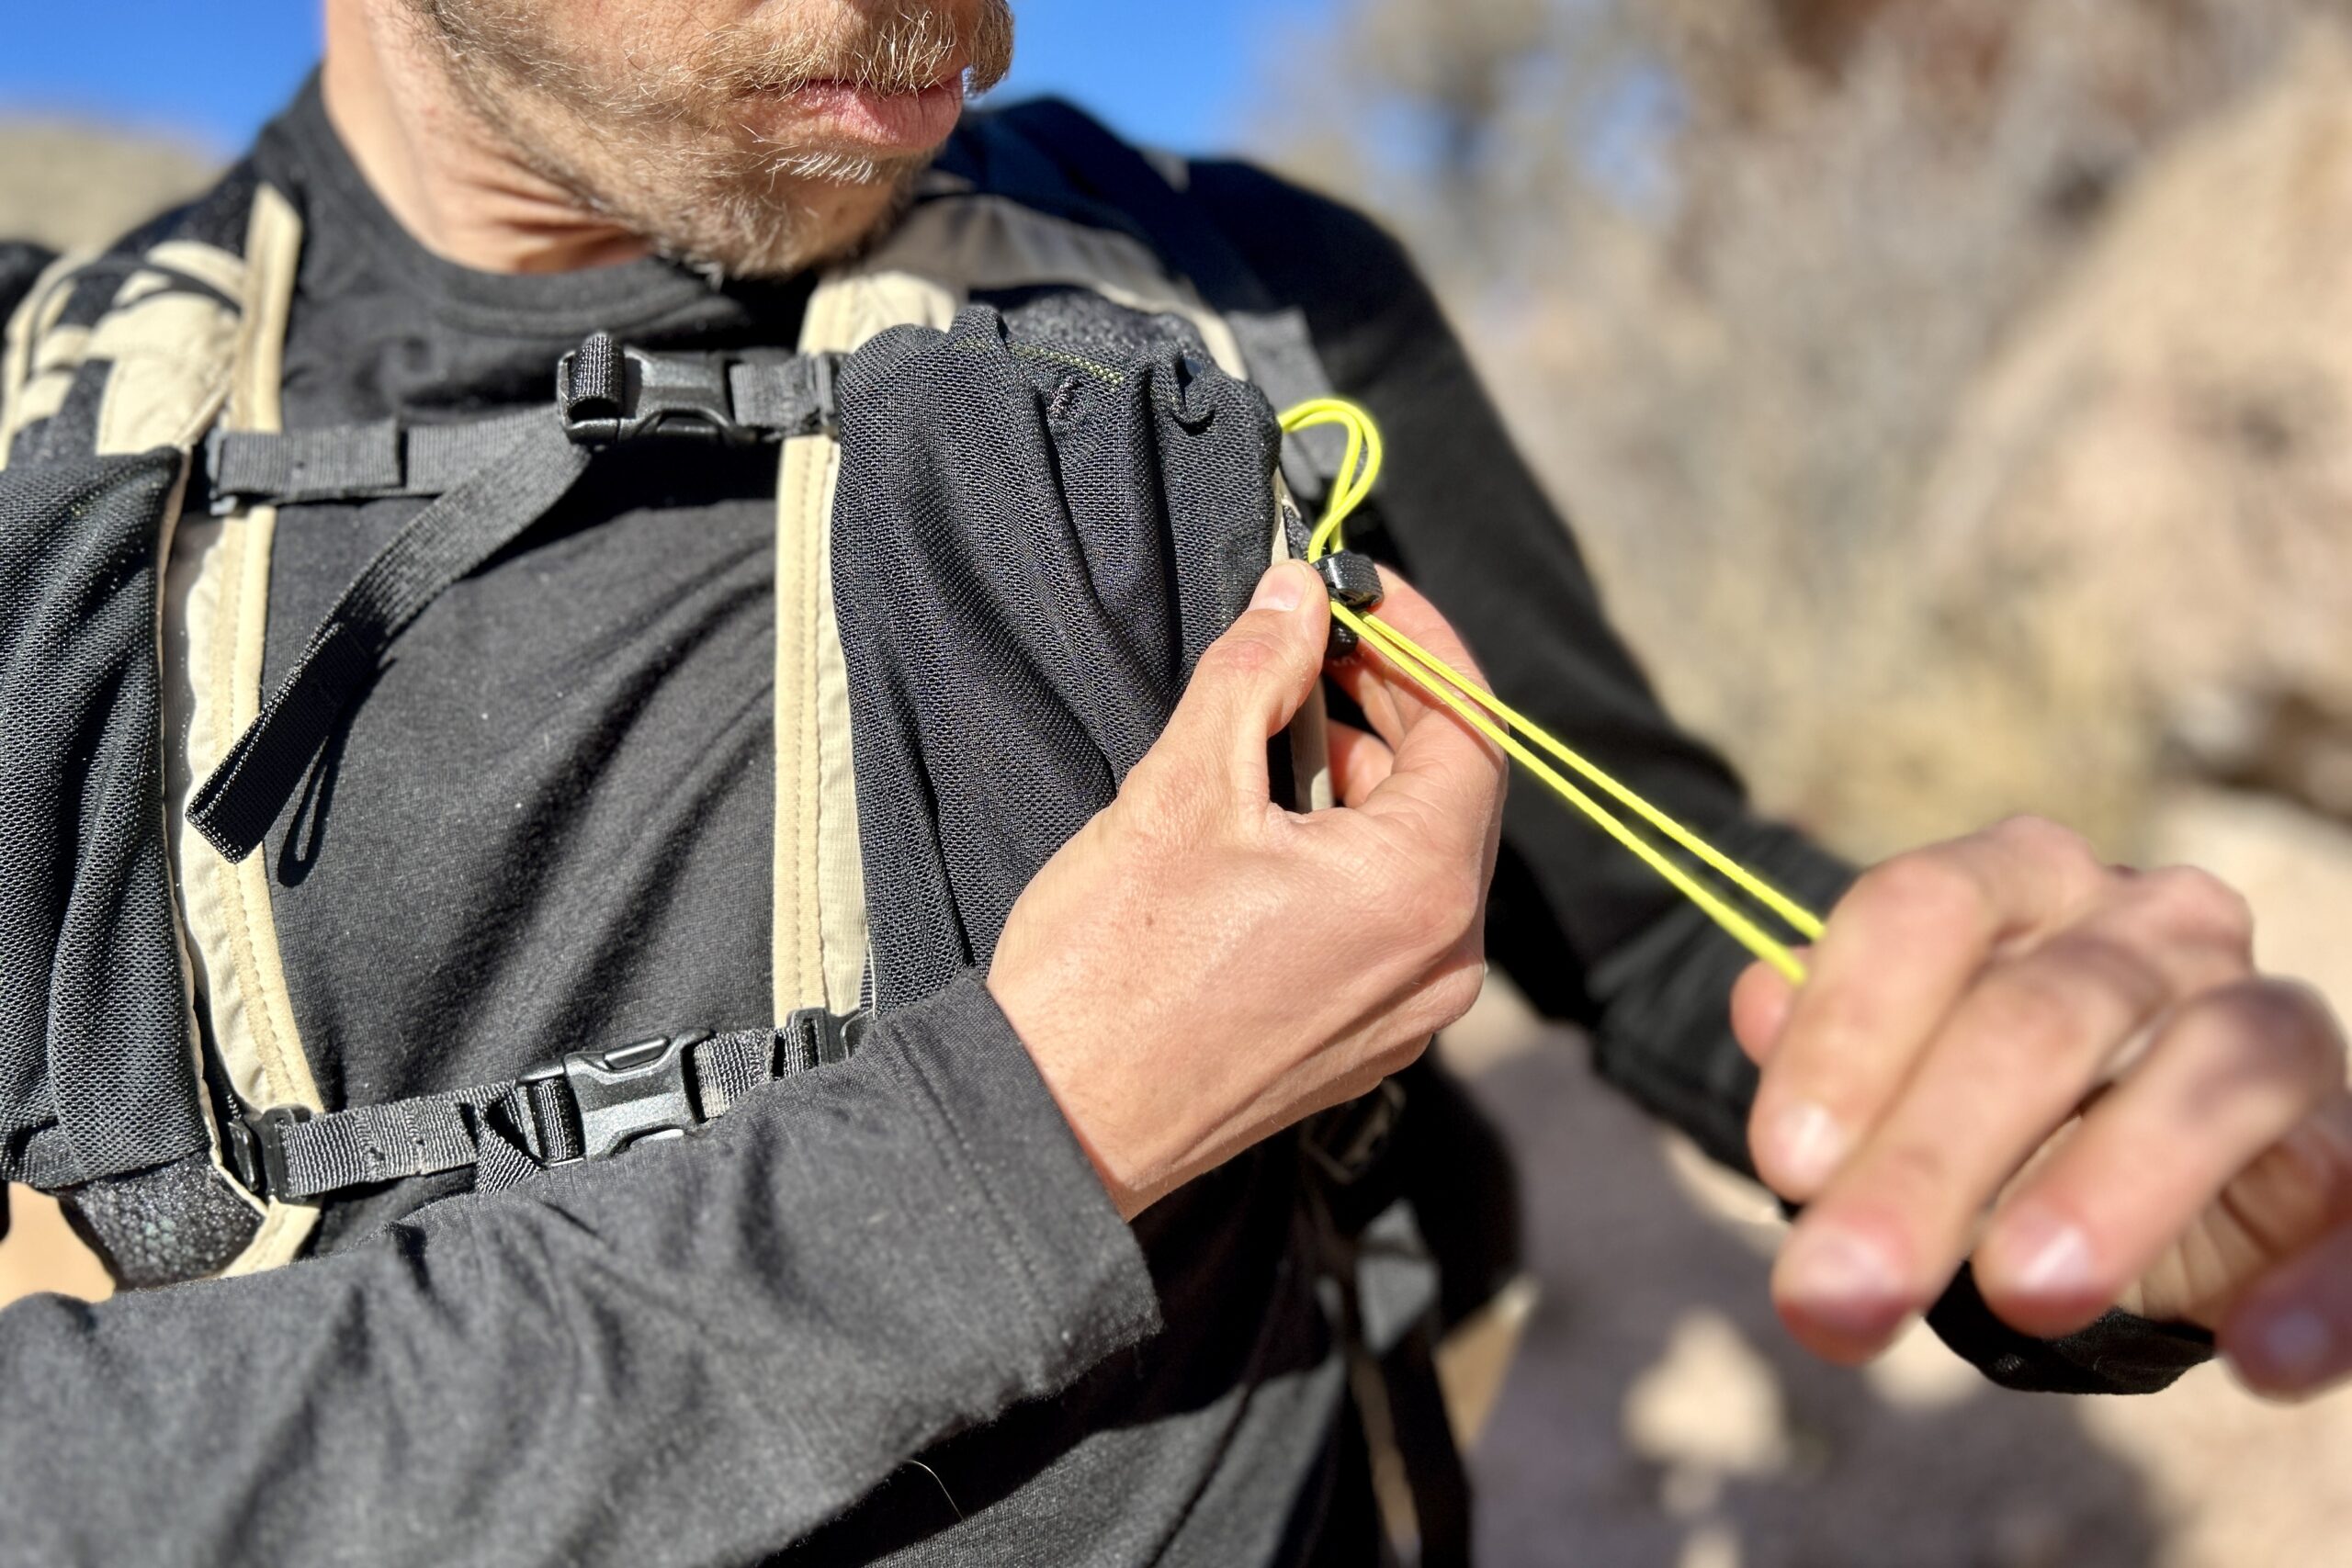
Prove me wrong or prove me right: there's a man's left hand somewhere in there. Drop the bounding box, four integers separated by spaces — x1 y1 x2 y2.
1731 816 2352 1398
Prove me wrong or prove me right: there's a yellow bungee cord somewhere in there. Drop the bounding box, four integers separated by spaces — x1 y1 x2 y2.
1276 398 1826 984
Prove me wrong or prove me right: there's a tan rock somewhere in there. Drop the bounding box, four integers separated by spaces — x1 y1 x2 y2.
1623 1308 1793 1480
0 121 215 254
1923 23 2352 814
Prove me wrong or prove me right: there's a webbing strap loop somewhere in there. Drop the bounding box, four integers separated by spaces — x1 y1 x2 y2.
232 1008 869 1203
203 408 548 512
188 411 595 862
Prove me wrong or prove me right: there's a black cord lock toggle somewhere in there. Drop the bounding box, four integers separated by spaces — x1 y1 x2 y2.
1313 550 1385 660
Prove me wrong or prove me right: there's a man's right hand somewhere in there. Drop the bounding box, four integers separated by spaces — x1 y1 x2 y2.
989 560 1509 1219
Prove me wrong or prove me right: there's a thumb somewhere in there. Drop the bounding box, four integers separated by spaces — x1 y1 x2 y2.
1153 561 1330 798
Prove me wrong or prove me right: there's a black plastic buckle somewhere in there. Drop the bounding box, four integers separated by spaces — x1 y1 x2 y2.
223 1105 311 1201
557 332 749 446
522 1031 713 1163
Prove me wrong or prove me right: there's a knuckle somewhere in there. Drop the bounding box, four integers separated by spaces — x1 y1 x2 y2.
1986 937 2165 1063
1427 862 1488 944
2134 864 2256 951
2209 980 2347 1090
1994 813 2096 870
1198 626 1284 685
1870 1139 1960 1222
1970 958 2121 1072
1381 852 1486 953
1345 833 1420 910
1849 851 1985 935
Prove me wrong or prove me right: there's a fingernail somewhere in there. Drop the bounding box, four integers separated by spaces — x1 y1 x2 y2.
1778 1226 1905 1331
1765 1101 1849 1191
2246 1306 2335 1385
1996 1206 2098 1299
1250 564 1306 614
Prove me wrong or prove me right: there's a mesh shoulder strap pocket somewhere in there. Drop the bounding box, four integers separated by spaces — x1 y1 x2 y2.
829 301 1283 1010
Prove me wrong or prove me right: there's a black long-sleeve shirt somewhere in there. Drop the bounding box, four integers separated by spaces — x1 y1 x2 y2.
0 87 2205 1567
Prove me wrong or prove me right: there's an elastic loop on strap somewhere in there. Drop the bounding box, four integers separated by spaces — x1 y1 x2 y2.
1275 398 1827 983
190 412 593 862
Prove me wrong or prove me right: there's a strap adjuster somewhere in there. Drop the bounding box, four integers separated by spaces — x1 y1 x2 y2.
223 1105 312 1201
1302 1078 1406 1187
557 332 748 446
522 1031 714 1163
781 1006 868 1070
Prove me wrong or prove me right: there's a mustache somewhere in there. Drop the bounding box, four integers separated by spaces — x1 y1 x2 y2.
695 1 1016 98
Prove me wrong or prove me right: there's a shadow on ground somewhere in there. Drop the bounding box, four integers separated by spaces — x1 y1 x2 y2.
1460 1027 2161 1568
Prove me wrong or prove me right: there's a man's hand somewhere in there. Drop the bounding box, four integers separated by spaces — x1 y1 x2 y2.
989 560 1508 1220
1731 817 2352 1398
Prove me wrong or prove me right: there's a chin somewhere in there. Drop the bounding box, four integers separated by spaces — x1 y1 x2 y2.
644 159 923 281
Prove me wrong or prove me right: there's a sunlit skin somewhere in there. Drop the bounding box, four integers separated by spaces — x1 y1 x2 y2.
324 0 2352 1401
323 0 1010 276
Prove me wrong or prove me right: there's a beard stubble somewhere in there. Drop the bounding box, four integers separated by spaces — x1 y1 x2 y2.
403 0 1015 277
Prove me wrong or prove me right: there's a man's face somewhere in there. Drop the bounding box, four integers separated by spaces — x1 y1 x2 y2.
405 0 1014 276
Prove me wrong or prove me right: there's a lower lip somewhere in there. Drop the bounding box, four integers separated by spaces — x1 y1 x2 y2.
767 80 967 152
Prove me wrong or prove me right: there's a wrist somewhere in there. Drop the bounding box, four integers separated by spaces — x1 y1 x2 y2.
986 964 1169 1221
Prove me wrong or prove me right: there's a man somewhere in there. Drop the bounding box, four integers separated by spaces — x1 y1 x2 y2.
0 2 2346 1563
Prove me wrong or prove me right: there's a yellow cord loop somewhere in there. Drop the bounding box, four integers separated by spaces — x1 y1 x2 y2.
1276 399 1825 984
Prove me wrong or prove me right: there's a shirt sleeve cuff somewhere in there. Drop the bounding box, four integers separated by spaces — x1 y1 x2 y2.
875 969 1164 1375
1927 1261 2215 1394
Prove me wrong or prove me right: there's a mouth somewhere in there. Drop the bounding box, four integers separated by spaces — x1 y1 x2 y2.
747 75 970 154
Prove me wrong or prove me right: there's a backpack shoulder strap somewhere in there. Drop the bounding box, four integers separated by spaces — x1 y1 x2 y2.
0 240 60 424
0 163 261 469
972 99 1348 502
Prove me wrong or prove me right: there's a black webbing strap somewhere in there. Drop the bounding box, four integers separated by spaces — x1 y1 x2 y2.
237 1008 868 1203
204 409 548 509
728 354 841 435
187 411 595 861
187 342 846 863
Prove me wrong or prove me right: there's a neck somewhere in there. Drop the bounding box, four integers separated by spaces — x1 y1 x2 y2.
321 0 650 274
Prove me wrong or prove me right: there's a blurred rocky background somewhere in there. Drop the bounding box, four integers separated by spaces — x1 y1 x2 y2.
1252 1 2352 1562
8 3 2352 1562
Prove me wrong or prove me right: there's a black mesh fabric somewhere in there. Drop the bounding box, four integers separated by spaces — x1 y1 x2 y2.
0 448 209 1190
57 1152 260 1289
0 243 55 331
832 303 1280 1009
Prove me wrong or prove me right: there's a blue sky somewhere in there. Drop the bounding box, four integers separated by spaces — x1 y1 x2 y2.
0 1 1329 156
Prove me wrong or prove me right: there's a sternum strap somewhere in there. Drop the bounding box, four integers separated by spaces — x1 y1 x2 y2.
243 1009 868 1203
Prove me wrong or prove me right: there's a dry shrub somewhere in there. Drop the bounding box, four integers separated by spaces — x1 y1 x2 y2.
1252 0 2347 860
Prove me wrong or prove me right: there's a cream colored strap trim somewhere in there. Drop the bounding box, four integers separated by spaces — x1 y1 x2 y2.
1275 475 1337 814
771 271 959 1017
160 184 324 1272
1435 1273 1537 1447
0 248 94 465
766 192 1297 1012
772 429 837 1015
